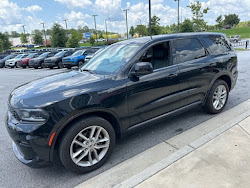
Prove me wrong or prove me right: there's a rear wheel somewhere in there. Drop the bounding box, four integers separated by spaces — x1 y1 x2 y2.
59 116 115 174
203 80 229 114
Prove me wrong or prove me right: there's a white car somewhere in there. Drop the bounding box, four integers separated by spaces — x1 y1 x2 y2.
5 54 28 68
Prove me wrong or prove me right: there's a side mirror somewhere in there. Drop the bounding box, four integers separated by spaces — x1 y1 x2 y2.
129 62 153 77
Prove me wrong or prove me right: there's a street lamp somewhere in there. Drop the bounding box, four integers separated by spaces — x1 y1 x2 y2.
41 22 47 47
123 9 129 39
92 15 98 42
63 19 68 36
138 18 142 37
105 18 110 42
148 0 152 38
174 0 180 33
22 25 26 35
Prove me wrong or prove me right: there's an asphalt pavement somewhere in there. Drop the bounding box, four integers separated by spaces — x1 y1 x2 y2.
0 51 250 188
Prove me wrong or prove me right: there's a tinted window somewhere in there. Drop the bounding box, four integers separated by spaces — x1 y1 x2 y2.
174 38 206 64
203 35 232 55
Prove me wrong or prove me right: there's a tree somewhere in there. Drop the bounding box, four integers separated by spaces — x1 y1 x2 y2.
0 33 11 50
187 0 209 31
20 33 28 44
180 19 194 32
129 26 136 37
224 14 240 27
89 36 95 46
50 23 67 47
135 25 148 36
66 29 83 48
150 15 162 35
0 39 3 53
33 31 43 45
169 23 178 33
215 15 224 29
11 31 20 37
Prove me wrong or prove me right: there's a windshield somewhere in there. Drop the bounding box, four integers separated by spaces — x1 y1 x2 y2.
27 53 37 58
39 52 49 58
72 50 84 56
4 55 12 60
55 51 66 57
81 43 142 75
14 55 23 59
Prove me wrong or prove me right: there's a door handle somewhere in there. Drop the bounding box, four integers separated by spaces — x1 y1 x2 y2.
167 74 178 79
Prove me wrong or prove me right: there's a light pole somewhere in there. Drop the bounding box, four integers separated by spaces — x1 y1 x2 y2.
63 19 68 36
92 15 98 42
174 0 180 32
123 9 129 39
138 18 142 37
41 22 47 47
22 25 26 35
105 18 110 42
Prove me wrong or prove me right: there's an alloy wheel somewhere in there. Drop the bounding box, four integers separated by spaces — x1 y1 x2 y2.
212 85 227 110
70 125 110 167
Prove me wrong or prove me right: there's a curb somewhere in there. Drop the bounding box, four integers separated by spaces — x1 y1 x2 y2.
114 109 250 188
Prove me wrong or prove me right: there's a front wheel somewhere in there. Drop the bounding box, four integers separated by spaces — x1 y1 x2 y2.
59 116 115 174
203 80 229 114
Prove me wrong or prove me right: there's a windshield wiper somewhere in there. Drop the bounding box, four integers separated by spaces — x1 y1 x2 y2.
80 69 96 74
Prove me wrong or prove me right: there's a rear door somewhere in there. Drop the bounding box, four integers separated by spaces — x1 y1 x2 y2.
173 38 216 107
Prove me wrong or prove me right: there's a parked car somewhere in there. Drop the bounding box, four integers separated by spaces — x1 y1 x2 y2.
0 55 14 68
44 51 73 69
229 35 241 43
6 33 237 174
16 53 38 68
84 48 106 62
62 50 86 69
29 52 57 69
5 54 28 68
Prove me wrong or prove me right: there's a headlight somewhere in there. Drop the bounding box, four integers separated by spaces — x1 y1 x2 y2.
15 109 49 123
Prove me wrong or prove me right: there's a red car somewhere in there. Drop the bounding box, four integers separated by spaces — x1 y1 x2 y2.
16 53 38 68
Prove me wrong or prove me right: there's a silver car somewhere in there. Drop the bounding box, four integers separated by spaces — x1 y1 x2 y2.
229 35 241 43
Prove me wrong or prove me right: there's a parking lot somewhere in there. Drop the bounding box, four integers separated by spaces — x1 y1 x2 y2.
1 51 250 188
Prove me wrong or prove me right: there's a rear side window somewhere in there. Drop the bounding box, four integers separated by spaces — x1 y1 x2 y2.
174 38 206 64
203 35 232 55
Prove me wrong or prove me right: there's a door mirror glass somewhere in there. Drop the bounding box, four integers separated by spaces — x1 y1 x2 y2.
130 62 153 77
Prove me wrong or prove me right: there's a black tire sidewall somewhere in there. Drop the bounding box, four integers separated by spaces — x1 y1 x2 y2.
204 80 229 114
59 116 116 174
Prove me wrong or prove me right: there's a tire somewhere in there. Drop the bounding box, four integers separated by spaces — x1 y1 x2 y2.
41 63 45 69
78 61 84 68
66 66 72 69
203 80 229 114
49 67 53 69
34 67 38 69
59 116 115 174
58 62 63 69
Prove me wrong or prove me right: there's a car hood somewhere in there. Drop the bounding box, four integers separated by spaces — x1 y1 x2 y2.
46 56 60 60
31 57 43 61
10 71 106 108
63 55 79 59
6 58 19 62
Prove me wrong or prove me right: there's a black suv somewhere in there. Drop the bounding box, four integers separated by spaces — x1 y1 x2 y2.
6 33 238 173
44 51 72 69
29 52 56 69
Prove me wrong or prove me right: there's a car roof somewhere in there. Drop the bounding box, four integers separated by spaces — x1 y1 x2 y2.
118 32 226 45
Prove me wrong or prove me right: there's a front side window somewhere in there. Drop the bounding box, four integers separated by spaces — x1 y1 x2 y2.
139 42 170 70
174 38 206 64
81 43 142 75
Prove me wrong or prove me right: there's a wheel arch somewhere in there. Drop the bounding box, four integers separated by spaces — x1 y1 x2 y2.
49 109 122 161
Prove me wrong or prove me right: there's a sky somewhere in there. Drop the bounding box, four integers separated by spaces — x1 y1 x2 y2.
0 0 250 34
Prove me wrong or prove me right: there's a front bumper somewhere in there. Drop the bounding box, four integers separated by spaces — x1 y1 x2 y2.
0 62 4 68
44 62 57 68
17 62 27 68
5 61 15 67
62 60 77 66
5 111 51 167
29 61 41 67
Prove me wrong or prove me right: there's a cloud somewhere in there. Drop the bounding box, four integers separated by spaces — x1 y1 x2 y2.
25 5 42 12
0 0 22 25
55 0 92 9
